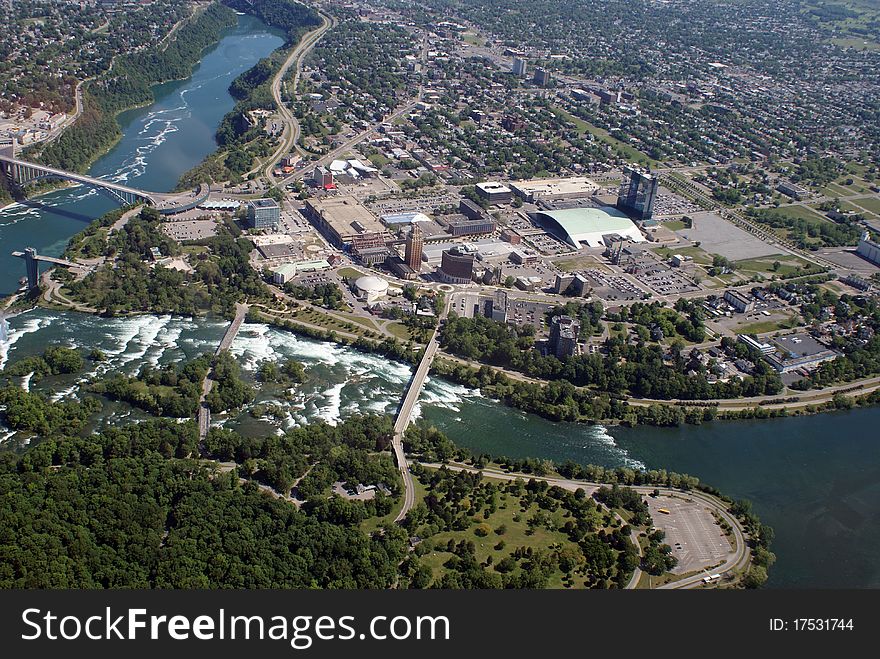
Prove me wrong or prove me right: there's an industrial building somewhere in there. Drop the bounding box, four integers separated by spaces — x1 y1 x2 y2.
617 167 659 220
856 231 880 267
247 198 280 230
438 248 475 284
303 196 389 248
313 166 334 189
271 260 332 284
764 334 839 373
510 177 599 203
533 206 645 249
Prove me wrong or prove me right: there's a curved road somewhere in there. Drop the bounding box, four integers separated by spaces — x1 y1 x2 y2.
259 11 335 183
416 463 749 589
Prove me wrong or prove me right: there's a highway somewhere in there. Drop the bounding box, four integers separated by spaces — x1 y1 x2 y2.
261 12 335 182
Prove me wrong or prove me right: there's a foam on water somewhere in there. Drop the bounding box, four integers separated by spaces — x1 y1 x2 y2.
0 310 54 370
591 425 646 470
314 382 345 426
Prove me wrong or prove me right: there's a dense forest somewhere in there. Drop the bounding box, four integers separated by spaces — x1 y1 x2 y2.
0 420 408 588
63 207 272 316
30 3 238 173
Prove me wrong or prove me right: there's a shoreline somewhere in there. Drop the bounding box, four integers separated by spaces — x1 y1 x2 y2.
7 299 880 428
14 3 240 194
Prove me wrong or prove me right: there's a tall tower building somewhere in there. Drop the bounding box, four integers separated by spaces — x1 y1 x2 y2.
404 224 424 272
616 167 659 221
512 57 527 77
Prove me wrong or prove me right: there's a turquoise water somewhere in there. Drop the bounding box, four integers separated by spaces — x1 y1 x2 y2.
0 14 284 295
420 405 880 588
1 12 878 589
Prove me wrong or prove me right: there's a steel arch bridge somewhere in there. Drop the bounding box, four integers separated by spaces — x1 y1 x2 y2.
0 154 157 206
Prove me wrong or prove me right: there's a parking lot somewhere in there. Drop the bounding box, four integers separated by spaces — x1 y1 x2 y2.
647 495 734 574
162 218 220 241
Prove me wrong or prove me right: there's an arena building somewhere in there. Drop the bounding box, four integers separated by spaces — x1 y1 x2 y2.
533 206 645 249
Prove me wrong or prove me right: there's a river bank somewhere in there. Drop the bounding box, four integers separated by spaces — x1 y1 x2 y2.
0 13 286 296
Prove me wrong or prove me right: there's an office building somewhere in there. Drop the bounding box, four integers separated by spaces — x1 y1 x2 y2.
405 224 424 272
475 181 513 204
446 217 497 237
616 167 659 221
533 67 551 86
438 248 475 284
512 57 527 77
724 289 756 313
313 166 334 188
459 198 488 220
247 198 281 230
549 315 580 358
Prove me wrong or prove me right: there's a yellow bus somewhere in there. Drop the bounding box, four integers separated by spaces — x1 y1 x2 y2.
657 508 671 514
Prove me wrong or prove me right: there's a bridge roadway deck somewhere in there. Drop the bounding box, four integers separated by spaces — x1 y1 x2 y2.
198 303 249 442
0 154 156 204
391 299 450 523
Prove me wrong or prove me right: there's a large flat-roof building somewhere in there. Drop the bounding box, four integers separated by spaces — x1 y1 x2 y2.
303 196 389 248
856 231 880 266
765 333 839 373
533 206 645 249
247 198 281 230
510 177 599 203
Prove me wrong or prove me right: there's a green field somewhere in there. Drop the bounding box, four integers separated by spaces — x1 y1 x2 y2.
336 267 366 279
831 37 880 51
734 255 815 277
736 315 801 335
771 204 829 224
663 220 688 231
462 32 485 46
852 197 880 215
651 245 713 265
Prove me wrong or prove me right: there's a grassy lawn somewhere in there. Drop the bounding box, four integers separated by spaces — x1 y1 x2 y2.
336 267 366 279
771 204 829 224
462 32 485 46
553 254 609 272
551 107 656 167
416 496 590 589
386 322 413 341
651 245 713 265
336 311 380 331
368 153 390 168
663 220 688 231
822 182 854 197
831 37 880 51
851 196 880 215
736 315 800 335
734 255 814 277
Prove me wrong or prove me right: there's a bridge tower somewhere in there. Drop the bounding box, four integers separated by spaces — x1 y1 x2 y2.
22 248 39 290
